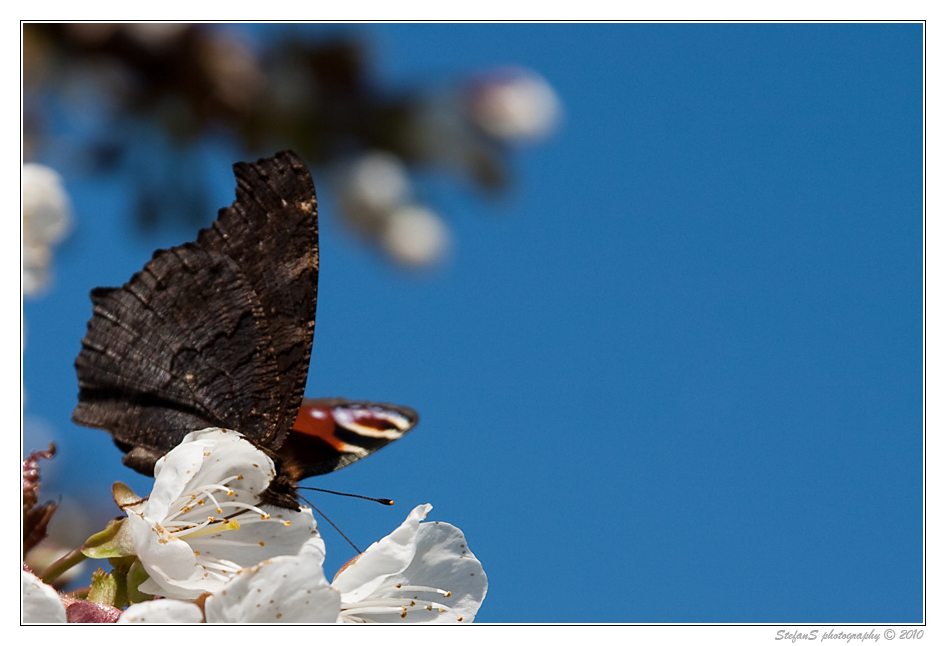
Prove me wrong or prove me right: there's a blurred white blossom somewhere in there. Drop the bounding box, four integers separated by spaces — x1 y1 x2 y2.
22 163 72 296
381 205 450 267
338 152 412 231
465 68 562 142
337 152 451 267
197 28 265 111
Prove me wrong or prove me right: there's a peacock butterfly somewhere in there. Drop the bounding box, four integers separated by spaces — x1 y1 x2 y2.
72 150 417 508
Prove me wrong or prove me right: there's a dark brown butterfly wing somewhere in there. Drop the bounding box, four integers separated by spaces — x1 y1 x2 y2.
196 151 319 449
73 151 318 475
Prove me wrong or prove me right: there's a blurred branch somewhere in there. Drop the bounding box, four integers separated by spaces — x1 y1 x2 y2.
23 23 561 268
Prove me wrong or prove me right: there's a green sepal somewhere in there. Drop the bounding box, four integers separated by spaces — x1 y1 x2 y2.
88 568 126 609
126 559 154 605
82 516 136 559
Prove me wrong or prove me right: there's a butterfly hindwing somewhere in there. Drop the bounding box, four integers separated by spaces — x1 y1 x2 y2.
278 398 419 482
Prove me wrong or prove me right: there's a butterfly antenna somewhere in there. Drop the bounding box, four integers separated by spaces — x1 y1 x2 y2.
298 493 362 554
297 486 394 506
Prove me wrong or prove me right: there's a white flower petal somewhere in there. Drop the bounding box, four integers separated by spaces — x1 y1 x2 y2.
148 428 274 520
395 521 488 622
21 570 66 623
118 599 204 623
204 537 340 623
131 509 220 599
187 505 324 570
333 503 432 601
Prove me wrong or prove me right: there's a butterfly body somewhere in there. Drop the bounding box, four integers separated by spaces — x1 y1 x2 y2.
73 151 416 509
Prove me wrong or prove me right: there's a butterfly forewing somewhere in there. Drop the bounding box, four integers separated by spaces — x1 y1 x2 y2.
196 151 319 449
73 152 318 474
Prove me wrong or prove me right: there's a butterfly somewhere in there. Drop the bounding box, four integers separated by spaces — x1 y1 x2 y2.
72 150 417 509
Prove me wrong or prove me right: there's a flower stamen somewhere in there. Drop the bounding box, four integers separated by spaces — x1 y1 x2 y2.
339 582 454 622
173 518 241 539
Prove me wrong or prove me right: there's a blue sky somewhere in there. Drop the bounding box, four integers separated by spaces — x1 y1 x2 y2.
22 23 923 623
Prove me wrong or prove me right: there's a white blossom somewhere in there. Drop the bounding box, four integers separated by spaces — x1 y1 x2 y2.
118 536 339 623
333 504 487 623
125 428 321 601
117 502 486 623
